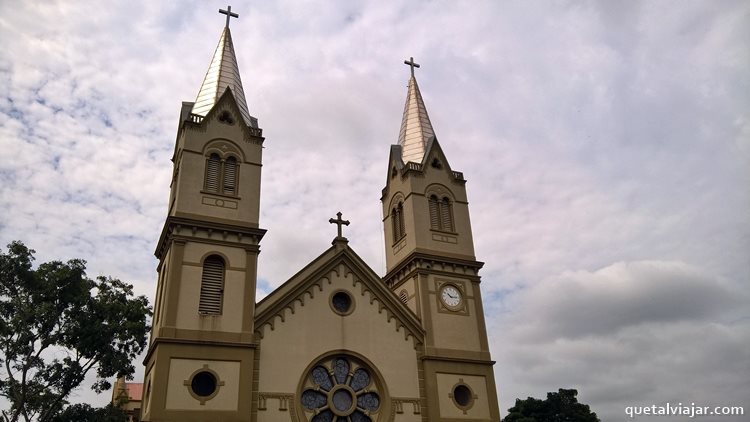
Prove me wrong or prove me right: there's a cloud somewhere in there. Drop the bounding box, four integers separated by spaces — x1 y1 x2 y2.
1 0 748 417
494 261 750 421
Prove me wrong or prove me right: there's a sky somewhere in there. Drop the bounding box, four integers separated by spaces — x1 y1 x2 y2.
1 0 748 420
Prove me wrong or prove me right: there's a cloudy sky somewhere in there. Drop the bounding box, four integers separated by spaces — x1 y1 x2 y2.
1 0 748 420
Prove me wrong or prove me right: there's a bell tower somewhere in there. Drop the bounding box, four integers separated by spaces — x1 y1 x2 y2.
141 7 263 421
381 58 500 421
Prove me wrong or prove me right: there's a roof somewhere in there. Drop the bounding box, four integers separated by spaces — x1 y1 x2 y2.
124 383 143 401
397 75 435 164
191 26 256 127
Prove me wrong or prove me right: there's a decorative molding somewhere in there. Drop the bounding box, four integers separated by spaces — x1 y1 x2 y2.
392 397 422 417
257 392 295 416
154 216 265 260
202 196 238 209
424 183 455 201
431 233 457 244
254 251 424 349
384 252 483 290
392 237 407 254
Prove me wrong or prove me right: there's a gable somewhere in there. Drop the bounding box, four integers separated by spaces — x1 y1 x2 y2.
181 88 264 151
253 243 426 416
255 243 424 346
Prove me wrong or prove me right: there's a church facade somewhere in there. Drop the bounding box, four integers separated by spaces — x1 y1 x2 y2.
140 9 500 422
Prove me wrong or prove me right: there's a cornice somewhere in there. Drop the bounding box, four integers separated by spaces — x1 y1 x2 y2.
384 251 484 289
154 215 266 259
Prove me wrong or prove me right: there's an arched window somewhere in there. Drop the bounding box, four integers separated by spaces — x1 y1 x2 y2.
223 156 237 195
429 195 454 232
199 255 225 315
205 154 221 192
204 153 239 195
392 202 405 242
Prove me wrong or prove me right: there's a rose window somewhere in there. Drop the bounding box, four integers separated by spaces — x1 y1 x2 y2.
300 356 382 422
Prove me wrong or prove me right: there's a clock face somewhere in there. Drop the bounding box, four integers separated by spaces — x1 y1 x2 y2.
440 285 462 309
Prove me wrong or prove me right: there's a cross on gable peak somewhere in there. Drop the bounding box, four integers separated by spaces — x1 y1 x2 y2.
329 211 351 241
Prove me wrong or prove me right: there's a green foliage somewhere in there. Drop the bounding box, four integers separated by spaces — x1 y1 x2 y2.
0 241 151 422
51 404 127 422
505 388 600 422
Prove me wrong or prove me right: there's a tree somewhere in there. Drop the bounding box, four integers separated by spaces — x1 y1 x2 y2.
505 388 600 422
0 241 151 422
51 404 126 422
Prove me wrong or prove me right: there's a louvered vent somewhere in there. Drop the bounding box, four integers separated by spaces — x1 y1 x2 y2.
429 196 440 230
399 290 409 304
205 154 221 192
398 203 405 238
199 256 224 314
392 208 401 241
440 197 453 231
223 157 237 195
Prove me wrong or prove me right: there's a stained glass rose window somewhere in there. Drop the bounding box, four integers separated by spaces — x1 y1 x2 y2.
299 355 383 422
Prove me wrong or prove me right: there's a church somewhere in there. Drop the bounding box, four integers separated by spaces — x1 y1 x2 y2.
139 6 500 422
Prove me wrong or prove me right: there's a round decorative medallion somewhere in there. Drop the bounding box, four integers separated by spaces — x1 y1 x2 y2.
298 354 387 422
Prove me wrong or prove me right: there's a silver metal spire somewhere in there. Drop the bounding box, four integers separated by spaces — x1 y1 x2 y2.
398 57 435 164
191 9 255 127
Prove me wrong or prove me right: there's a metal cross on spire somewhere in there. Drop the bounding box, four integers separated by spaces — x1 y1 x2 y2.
329 212 350 239
219 5 239 28
404 57 420 78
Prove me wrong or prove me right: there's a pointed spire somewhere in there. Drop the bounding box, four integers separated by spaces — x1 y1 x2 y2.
191 24 256 127
398 57 435 164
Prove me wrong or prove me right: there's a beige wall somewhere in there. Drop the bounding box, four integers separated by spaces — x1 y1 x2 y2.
173 242 247 333
165 358 241 411
170 103 263 228
435 373 491 419
425 276 483 353
256 267 422 421
383 145 476 271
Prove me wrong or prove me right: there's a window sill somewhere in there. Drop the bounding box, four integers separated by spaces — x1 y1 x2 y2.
391 235 407 247
201 190 241 200
430 228 458 235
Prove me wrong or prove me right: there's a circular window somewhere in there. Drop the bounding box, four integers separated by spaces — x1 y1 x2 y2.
184 366 224 404
330 290 354 315
298 355 386 421
450 382 476 411
454 384 471 406
191 371 217 397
